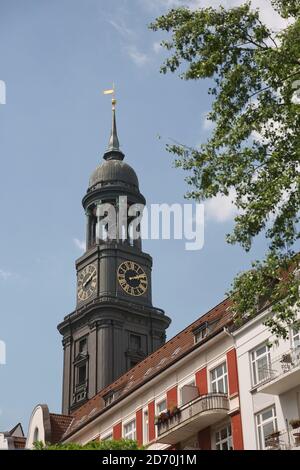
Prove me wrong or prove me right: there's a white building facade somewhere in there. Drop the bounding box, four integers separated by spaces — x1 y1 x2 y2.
234 309 300 450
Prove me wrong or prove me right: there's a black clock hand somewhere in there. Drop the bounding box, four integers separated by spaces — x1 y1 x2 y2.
83 273 95 288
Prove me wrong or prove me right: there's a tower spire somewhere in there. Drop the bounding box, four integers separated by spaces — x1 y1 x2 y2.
107 97 120 151
103 86 124 161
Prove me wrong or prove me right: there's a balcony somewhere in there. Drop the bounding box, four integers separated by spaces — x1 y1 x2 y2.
257 347 300 395
156 393 229 444
265 427 300 450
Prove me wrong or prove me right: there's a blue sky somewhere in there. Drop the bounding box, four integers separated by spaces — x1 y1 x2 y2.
0 0 283 432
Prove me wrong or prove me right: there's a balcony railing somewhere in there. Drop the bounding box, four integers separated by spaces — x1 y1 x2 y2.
265 427 300 450
157 393 229 444
257 347 300 394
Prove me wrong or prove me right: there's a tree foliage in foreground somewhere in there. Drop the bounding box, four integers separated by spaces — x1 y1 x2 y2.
33 439 143 450
150 1 300 338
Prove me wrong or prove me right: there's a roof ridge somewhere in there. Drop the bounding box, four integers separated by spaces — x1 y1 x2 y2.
50 412 73 419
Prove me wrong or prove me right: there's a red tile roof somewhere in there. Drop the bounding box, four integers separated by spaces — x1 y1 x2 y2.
49 413 73 443
62 297 233 440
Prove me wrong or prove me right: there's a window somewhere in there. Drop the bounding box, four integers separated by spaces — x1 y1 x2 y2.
210 362 228 394
77 363 87 385
156 398 167 415
292 328 300 349
250 343 271 386
103 390 121 407
130 334 142 351
256 406 277 449
79 338 87 354
194 323 210 344
194 328 208 343
215 424 232 450
124 419 136 440
143 410 149 444
33 427 39 443
101 433 113 441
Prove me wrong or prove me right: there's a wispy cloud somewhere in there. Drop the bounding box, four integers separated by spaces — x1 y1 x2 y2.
0 269 12 281
107 17 149 67
126 45 150 66
108 19 135 39
205 189 238 223
73 238 86 251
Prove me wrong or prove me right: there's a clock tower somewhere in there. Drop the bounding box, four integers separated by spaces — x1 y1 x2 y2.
58 98 171 414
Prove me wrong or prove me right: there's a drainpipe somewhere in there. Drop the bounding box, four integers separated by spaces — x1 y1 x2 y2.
223 327 235 345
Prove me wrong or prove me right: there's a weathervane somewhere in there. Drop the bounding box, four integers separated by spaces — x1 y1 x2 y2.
103 83 116 110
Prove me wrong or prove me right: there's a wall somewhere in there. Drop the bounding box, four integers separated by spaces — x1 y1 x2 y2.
235 311 300 450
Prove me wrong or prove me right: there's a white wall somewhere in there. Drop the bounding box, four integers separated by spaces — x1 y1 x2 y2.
0 433 9 449
26 405 47 449
234 311 300 449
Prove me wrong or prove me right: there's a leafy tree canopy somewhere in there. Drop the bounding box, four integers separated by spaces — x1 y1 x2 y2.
150 1 300 338
33 439 143 450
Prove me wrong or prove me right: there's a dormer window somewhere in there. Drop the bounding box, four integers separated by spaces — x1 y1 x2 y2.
193 322 209 344
103 389 121 407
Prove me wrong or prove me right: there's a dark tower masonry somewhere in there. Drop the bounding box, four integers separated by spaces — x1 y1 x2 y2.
58 99 171 415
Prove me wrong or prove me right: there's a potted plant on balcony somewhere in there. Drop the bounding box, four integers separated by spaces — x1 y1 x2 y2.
168 402 181 419
155 412 169 426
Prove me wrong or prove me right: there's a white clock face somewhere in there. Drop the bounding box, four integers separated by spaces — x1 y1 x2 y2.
77 264 97 301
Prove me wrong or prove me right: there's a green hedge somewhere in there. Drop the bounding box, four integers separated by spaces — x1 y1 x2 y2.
33 439 144 450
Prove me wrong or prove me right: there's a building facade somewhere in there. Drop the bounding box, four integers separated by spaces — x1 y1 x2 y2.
24 299 300 450
234 307 300 450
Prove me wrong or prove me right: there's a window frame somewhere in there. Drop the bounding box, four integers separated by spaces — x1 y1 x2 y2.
143 408 149 444
250 342 271 387
210 362 228 394
215 423 233 450
292 327 300 349
77 362 87 385
256 405 277 450
123 418 136 441
156 397 167 415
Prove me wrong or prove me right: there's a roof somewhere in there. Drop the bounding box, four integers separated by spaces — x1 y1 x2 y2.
62 296 233 440
49 413 73 443
11 436 26 449
8 422 24 437
89 159 139 190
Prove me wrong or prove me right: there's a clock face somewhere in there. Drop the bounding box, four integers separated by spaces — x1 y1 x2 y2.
77 264 97 302
117 261 148 297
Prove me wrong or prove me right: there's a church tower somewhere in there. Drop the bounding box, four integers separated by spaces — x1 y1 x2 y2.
58 98 171 415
